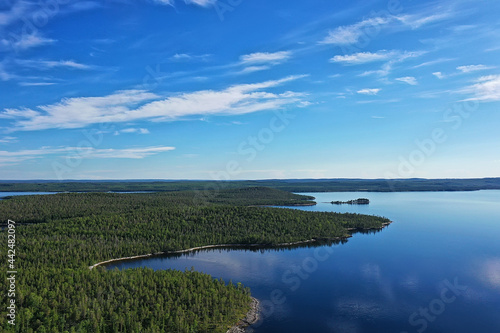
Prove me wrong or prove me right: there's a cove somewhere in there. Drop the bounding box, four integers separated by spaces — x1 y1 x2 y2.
106 191 500 333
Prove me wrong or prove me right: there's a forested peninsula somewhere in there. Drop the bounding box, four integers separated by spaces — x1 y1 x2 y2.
0 187 390 332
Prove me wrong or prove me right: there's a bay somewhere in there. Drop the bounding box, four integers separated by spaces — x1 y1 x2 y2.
106 190 500 332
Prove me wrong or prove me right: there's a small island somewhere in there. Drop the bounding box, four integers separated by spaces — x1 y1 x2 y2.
331 198 370 205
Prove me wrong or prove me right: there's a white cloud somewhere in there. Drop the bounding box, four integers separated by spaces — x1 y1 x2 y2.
16 59 92 70
0 61 13 81
319 17 390 45
395 13 450 29
357 88 381 95
83 146 174 158
183 0 216 7
18 82 57 86
169 53 211 62
1 33 56 51
396 76 418 85
240 51 292 64
457 64 495 73
461 75 500 102
237 66 270 74
0 136 17 144
331 50 395 64
335 50 425 67
353 50 425 78
319 11 451 46
150 0 216 7
114 128 150 135
0 1 32 27
1 75 307 131
433 72 446 79
413 58 456 68
0 146 175 166
150 0 174 5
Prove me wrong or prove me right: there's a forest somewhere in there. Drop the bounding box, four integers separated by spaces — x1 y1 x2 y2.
1 177 500 193
0 187 390 332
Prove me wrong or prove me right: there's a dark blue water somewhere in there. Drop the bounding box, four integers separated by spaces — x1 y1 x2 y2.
106 191 500 333
0 192 58 199
0 191 154 199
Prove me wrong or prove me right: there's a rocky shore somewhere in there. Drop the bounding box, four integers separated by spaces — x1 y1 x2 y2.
226 297 260 333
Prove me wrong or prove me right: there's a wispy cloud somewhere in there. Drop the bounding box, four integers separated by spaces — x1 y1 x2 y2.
1 75 307 131
0 146 175 166
319 17 390 45
342 50 425 78
1 33 56 51
457 64 495 73
168 53 212 62
183 0 217 7
82 146 174 158
235 66 270 75
150 0 216 7
319 10 451 46
331 50 395 64
16 59 92 70
0 136 17 144
461 75 500 102
18 82 57 86
413 58 456 68
396 76 418 85
114 128 150 135
236 51 291 75
240 51 292 64
395 13 450 29
357 88 381 95
150 0 174 5
0 1 33 27
433 72 446 79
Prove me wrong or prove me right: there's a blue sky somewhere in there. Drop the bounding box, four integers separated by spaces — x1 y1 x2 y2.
0 0 499 180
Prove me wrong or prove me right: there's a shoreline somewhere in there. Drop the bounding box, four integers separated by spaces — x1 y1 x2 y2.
226 297 260 333
88 220 392 270
88 238 323 270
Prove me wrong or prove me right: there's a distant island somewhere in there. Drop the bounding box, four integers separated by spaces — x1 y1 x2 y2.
331 198 370 205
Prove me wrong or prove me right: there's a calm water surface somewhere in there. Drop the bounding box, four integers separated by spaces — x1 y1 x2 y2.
107 191 500 333
0 192 58 199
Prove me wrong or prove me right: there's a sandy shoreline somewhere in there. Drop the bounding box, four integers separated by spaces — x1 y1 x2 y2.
88 239 321 269
89 221 392 270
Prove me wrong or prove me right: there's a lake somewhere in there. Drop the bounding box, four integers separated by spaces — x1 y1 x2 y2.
106 191 500 333
0 192 58 199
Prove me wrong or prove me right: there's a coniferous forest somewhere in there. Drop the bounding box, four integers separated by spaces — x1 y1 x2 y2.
0 187 390 332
